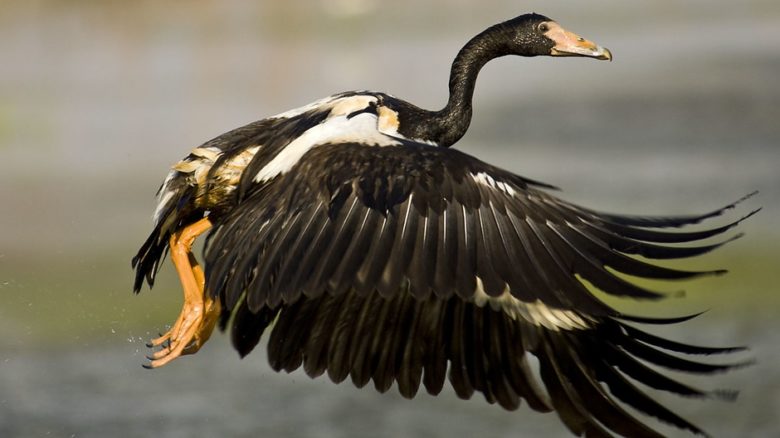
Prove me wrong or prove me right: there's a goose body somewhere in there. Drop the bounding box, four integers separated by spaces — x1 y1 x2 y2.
133 13 753 437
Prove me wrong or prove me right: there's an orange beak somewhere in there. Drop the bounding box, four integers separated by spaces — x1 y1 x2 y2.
544 22 613 61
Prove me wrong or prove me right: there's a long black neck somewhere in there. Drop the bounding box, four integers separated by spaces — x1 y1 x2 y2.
398 24 508 147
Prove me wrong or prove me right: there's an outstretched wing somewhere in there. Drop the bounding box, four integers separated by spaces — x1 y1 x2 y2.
204 139 754 437
206 140 750 319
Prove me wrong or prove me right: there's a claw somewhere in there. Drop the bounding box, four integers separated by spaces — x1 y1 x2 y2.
147 334 168 348
146 332 168 348
147 350 167 361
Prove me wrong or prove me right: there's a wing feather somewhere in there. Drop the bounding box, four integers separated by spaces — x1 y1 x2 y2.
551 334 666 438
432 202 458 297
543 222 668 300
483 309 521 410
204 141 751 321
421 297 450 395
308 196 362 295
537 337 613 437
348 291 387 388
248 211 306 309
397 298 425 398
326 291 363 383
482 201 516 289
448 298 476 399
561 224 726 278
377 197 418 298
285 207 335 301
407 208 438 299
330 206 382 295
454 203 478 300
229 212 283 310
354 213 397 296
272 201 327 303
475 204 508 296
198 139 752 438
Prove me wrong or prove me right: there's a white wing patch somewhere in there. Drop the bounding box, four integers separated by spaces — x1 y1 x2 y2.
254 111 400 183
471 171 516 197
330 95 377 117
473 278 593 331
269 92 377 120
270 94 340 119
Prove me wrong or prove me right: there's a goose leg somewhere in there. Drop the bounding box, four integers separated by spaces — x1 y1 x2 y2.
145 217 220 368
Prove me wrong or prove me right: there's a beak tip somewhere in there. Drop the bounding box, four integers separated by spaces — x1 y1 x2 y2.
597 47 613 62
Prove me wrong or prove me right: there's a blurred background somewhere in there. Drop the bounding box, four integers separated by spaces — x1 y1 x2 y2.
1 0 778 436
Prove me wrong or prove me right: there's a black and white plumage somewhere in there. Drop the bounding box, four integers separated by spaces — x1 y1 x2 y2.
133 13 755 437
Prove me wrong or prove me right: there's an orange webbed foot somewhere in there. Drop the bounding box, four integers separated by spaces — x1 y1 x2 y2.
144 293 220 368
144 218 217 369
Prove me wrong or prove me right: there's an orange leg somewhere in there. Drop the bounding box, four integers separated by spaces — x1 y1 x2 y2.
145 217 221 368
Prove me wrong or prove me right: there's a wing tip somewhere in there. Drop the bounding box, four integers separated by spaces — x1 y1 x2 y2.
615 310 706 325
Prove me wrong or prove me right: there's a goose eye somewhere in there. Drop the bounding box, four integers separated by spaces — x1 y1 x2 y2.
538 23 549 33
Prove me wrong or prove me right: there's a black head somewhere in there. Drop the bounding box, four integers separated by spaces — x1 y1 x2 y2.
493 13 612 60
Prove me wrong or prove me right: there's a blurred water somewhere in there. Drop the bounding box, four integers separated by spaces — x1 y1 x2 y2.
1 1 779 437
1 327 777 438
